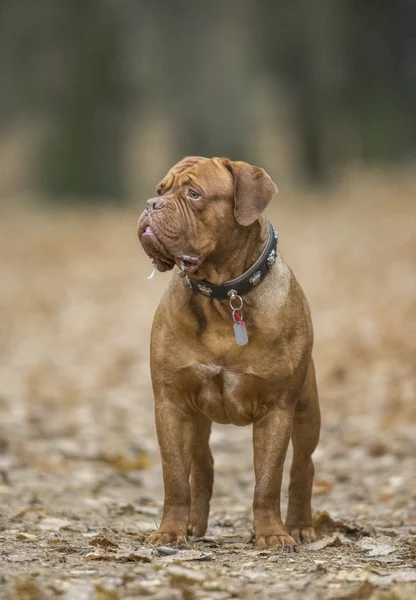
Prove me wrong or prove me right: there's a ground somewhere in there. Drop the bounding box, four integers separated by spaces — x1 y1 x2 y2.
0 169 415 600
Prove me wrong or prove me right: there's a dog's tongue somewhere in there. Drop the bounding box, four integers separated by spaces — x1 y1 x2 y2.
177 255 201 274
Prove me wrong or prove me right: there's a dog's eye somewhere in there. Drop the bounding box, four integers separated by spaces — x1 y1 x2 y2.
188 189 200 200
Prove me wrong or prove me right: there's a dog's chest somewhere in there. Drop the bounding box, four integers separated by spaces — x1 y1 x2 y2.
189 363 278 426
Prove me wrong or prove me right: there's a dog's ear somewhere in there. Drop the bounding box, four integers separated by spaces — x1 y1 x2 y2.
224 160 277 226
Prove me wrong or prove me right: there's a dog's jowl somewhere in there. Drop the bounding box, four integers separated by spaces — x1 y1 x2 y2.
138 156 320 552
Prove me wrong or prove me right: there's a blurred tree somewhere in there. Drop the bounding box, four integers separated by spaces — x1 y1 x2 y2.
257 0 416 183
42 0 127 200
0 0 414 200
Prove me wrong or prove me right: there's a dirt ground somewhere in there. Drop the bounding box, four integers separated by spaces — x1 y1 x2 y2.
0 170 415 600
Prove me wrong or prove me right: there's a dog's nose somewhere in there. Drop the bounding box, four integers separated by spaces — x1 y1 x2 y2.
146 197 165 211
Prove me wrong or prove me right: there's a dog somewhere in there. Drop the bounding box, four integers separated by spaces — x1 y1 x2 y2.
137 156 320 552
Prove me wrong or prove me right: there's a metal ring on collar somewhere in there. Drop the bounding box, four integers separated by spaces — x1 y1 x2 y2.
229 293 243 311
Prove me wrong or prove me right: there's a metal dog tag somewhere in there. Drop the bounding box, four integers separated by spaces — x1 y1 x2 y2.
233 321 248 346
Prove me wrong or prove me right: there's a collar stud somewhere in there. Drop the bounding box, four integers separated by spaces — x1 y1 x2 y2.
267 249 277 268
249 271 262 286
197 284 212 296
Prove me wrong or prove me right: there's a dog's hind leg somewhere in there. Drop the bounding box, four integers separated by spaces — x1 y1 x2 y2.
189 413 214 538
285 357 321 543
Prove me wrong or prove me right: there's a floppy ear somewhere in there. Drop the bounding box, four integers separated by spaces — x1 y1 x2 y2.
224 160 277 226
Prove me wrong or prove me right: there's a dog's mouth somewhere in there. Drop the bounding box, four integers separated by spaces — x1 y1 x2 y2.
138 219 203 275
175 254 202 274
139 224 175 273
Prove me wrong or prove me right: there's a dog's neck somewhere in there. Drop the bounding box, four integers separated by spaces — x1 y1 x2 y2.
192 217 270 285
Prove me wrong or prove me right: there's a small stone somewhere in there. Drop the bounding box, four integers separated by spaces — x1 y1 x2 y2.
152 546 179 556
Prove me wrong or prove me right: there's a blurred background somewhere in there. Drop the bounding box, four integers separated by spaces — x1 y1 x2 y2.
1 0 415 199
1 2 416 598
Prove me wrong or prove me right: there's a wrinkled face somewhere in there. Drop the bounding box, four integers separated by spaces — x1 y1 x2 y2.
137 156 277 274
138 157 233 273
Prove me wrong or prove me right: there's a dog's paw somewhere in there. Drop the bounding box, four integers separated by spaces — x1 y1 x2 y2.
145 530 188 548
188 521 208 539
255 532 298 552
287 526 316 544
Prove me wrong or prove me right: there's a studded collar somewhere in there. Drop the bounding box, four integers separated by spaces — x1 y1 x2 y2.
178 221 278 300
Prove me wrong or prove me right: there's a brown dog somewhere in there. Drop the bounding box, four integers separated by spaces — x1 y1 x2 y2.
138 157 320 552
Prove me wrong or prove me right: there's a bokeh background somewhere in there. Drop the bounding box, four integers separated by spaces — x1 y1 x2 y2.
1 2 416 599
1 0 416 198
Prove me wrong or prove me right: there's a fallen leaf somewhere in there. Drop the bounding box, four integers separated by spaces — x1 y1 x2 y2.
214 517 234 527
202 580 228 592
11 507 43 522
374 583 416 599
313 480 334 495
167 565 207 585
89 527 119 550
12 578 45 600
85 551 109 561
114 549 153 563
368 570 416 585
16 533 37 541
313 511 335 534
169 550 213 562
85 549 152 563
7 554 38 563
332 569 370 583
327 536 344 547
308 535 349 550
60 581 94 600
37 517 72 532
95 584 120 600
358 536 397 557
102 452 151 472
185 552 212 562
313 511 375 538
246 571 267 581
336 582 375 599
137 580 162 591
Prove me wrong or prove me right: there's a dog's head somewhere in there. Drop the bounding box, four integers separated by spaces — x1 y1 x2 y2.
137 156 277 274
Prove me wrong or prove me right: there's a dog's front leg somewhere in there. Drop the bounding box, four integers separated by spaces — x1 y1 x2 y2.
146 397 194 547
252 403 298 552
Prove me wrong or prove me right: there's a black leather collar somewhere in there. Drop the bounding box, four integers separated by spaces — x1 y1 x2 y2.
178 221 278 300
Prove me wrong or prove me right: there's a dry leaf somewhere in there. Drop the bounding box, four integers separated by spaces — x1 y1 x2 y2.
11 578 45 600
327 536 344 547
85 551 109 561
37 517 72 532
358 536 397 557
95 584 120 600
336 582 375 599
115 550 153 563
16 533 37 541
102 452 151 472
309 535 348 550
312 511 374 538
167 565 207 584
313 480 334 494
89 527 119 550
